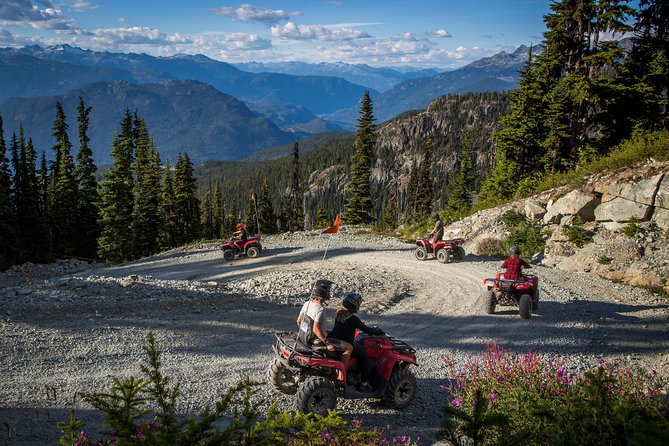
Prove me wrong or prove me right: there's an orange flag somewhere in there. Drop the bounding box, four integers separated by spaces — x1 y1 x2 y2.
321 215 340 234
251 191 255 201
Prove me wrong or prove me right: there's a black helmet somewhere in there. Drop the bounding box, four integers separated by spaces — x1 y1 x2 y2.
509 246 520 255
311 279 333 301
342 292 363 313
431 213 440 221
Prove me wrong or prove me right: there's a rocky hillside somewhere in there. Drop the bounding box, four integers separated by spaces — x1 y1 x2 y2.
444 160 669 292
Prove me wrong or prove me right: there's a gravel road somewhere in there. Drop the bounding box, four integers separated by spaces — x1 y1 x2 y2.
1 230 668 445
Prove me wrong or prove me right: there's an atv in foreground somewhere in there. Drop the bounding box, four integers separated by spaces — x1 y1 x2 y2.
268 331 418 415
218 236 262 261
482 273 539 319
414 237 466 263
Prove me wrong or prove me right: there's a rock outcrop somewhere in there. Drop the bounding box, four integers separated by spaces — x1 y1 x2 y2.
445 160 669 292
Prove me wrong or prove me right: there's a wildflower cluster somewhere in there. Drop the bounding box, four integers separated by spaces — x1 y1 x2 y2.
440 342 669 445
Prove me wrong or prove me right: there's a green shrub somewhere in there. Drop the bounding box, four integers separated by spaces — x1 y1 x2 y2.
597 255 614 265
564 216 591 248
441 343 669 446
502 210 525 227
476 238 505 257
623 217 641 237
504 220 546 257
58 332 419 446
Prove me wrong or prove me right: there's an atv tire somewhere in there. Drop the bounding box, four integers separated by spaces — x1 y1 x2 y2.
383 368 417 409
436 249 450 264
223 249 235 261
519 294 532 319
296 376 336 416
268 358 298 395
454 246 466 262
414 246 428 261
483 289 496 314
532 287 539 311
246 246 260 258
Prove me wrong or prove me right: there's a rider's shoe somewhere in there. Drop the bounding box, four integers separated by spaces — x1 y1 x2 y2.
356 381 373 392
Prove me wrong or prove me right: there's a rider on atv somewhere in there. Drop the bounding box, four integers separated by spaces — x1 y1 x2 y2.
328 292 385 392
296 279 352 368
501 246 530 280
232 222 248 241
427 213 444 247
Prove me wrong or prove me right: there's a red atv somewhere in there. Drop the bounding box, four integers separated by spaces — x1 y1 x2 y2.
218 236 262 261
268 331 418 415
482 273 539 319
414 237 466 263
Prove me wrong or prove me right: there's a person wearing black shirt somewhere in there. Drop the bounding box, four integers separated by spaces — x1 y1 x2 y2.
328 292 384 392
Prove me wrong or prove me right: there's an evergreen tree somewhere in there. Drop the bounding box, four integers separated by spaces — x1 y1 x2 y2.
131 119 163 258
74 97 99 258
416 138 433 218
287 142 303 231
38 151 53 262
344 90 376 224
26 137 50 263
159 161 178 249
446 132 475 219
257 178 277 234
201 190 214 239
624 0 669 131
245 194 258 235
0 116 18 269
174 152 200 244
212 181 223 238
406 158 419 220
50 102 78 256
98 110 135 263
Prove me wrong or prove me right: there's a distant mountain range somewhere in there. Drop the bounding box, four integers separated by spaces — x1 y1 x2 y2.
325 45 536 125
0 80 293 163
0 45 374 115
0 44 532 163
233 61 439 93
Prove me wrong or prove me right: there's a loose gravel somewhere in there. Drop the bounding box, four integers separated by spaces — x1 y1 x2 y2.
1 230 668 445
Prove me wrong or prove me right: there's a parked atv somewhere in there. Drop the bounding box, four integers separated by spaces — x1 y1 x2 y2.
482 273 539 319
269 330 418 415
414 237 466 263
218 236 262 261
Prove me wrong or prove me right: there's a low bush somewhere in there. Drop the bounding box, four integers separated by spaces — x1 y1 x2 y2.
597 255 614 265
623 217 641 237
476 238 505 257
564 216 591 248
504 218 546 257
441 343 669 446
58 332 419 446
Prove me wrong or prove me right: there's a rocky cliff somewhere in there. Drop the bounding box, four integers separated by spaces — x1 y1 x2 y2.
444 160 669 292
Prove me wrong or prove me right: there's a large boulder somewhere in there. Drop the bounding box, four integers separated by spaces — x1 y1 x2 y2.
524 199 546 221
651 174 669 231
594 174 663 223
542 189 600 224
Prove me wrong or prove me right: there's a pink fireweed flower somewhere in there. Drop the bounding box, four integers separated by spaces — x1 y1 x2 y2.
489 393 496 400
452 398 462 406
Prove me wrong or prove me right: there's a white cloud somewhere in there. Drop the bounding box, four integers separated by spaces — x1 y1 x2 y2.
211 4 292 27
429 29 451 38
67 1 99 13
0 0 82 33
90 26 191 46
271 22 370 42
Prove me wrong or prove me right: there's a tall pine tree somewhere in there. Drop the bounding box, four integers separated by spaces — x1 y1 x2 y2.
287 142 303 231
212 181 223 238
131 119 163 258
416 138 433 218
344 90 376 224
50 102 78 256
174 152 200 244
0 116 18 269
160 160 179 249
74 97 99 258
446 132 475 219
258 178 277 234
98 110 135 263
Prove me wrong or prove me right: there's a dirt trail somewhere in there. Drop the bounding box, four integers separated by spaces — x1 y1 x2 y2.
1 233 668 445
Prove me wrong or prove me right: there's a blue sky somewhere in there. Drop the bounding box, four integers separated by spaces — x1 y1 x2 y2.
0 0 553 69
